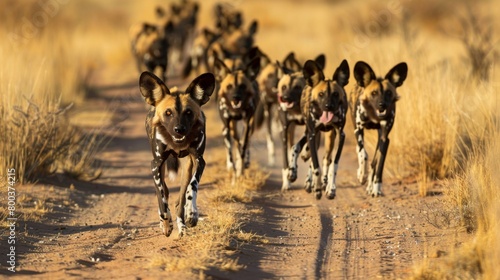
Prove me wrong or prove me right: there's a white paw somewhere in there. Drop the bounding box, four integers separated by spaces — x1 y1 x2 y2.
366 182 383 197
281 169 290 191
159 208 173 237
325 183 336 200
176 216 186 238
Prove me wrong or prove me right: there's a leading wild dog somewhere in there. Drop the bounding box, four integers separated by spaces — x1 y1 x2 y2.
288 60 350 199
349 61 407 197
139 71 215 237
277 53 325 191
214 57 261 180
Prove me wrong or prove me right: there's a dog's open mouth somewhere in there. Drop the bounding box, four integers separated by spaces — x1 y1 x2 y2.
231 100 242 109
278 95 294 109
320 111 334 124
172 135 186 143
376 109 387 117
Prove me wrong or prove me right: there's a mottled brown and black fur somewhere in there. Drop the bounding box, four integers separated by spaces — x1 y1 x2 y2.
130 21 173 82
140 71 215 237
288 60 349 200
277 53 325 191
349 61 407 197
213 57 261 179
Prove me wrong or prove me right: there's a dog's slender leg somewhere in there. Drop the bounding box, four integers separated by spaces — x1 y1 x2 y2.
238 115 254 176
175 158 192 237
183 154 205 229
265 102 275 166
304 162 313 193
322 130 335 190
222 119 235 172
354 120 368 184
231 120 244 178
281 118 294 191
280 111 290 191
323 130 335 199
368 124 390 197
288 132 307 183
151 145 173 237
328 128 345 200
307 128 322 200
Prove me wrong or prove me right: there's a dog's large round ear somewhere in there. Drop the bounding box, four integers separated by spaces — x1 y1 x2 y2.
385 62 408 88
303 60 325 87
282 52 302 72
186 73 215 106
276 61 294 79
332 59 350 87
314 54 326 71
353 61 376 88
213 57 230 82
139 71 170 106
248 20 258 35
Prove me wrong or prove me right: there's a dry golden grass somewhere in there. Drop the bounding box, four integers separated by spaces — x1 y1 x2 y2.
0 1 116 184
412 129 500 279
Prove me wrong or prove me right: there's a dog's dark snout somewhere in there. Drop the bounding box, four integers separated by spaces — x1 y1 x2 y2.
174 125 187 135
325 103 333 110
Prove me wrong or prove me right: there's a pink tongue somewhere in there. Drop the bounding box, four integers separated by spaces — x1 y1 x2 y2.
320 111 334 123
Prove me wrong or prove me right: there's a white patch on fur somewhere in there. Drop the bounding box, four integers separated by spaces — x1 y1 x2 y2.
281 169 290 191
266 132 275 166
197 132 205 150
155 130 168 144
168 170 177 181
176 216 186 236
184 176 198 224
152 83 163 101
194 85 204 101
154 176 161 186
356 145 368 184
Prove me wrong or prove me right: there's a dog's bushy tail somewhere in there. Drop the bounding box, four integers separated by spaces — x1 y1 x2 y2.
166 156 180 181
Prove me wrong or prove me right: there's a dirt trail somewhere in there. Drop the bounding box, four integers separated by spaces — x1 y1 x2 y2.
6 77 467 279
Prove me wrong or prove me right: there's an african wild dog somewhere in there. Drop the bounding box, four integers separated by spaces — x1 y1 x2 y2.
213 57 261 180
252 48 296 166
288 59 350 200
182 28 220 78
156 0 199 67
139 71 215 237
349 61 408 197
214 3 243 33
205 20 259 73
130 20 173 82
277 53 325 191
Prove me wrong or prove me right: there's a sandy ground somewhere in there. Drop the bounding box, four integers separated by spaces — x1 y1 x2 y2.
0 0 476 278
1 74 469 279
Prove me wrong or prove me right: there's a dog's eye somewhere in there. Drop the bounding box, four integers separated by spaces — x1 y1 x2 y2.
165 109 172 117
371 91 378 96
318 92 324 97
333 91 339 97
227 84 233 91
185 109 192 115
281 85 287 91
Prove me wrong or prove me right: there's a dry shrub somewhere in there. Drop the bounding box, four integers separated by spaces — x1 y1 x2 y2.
0 1 115 183
457 8 497 82
412 129 500 279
